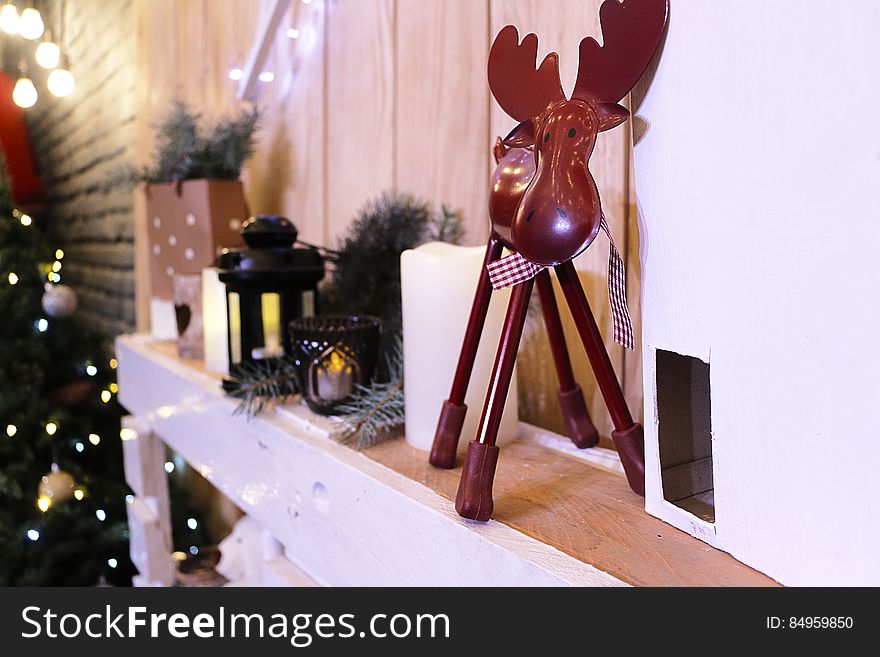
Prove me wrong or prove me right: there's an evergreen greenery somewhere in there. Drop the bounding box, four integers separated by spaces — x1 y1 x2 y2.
335 338 405 449
321 192 464 367
0 153 127 584
229 358 301 418
135 100 259 183
231 192 463 448
0 152 206 585
431 204 467 246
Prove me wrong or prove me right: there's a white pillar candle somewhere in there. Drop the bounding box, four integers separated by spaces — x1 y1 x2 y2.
201 268 229 374
401 242 518 453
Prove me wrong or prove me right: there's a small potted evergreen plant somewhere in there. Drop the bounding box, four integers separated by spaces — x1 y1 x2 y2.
137 101 259 303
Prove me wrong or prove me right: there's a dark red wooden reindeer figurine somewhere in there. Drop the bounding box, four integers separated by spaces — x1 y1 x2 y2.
430 0 669 521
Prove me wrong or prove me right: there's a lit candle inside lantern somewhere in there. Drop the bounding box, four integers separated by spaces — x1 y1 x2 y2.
400 242 518 453
260 293 283 359
227 292 242 366
202 268 229 373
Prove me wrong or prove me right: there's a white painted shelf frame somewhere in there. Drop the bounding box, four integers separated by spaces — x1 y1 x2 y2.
116 334 627 587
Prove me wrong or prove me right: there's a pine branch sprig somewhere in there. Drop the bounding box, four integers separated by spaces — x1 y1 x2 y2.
334 338 405 449
429 204 465 245
228 358 301 417
335 379 405 449
131 101 260 184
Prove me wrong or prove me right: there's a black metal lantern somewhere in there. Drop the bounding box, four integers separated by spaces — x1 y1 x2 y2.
217 215 324 390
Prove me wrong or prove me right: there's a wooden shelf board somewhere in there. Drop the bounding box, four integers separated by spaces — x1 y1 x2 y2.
146 340 775 587
367 440 774 587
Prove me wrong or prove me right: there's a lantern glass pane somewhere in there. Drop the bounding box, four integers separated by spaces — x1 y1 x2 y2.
260 293 283 358
302 290 316 318
228 292 242 364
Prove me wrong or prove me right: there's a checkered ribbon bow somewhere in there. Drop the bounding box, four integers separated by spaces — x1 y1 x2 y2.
487 216 634 350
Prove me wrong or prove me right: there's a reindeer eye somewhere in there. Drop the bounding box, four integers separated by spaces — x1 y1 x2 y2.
568 128 576 139
543 132 550 143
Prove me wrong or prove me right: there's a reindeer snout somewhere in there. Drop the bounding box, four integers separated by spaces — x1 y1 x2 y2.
511 198 600 267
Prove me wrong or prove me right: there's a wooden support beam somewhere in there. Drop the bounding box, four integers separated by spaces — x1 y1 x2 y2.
121 415 174 587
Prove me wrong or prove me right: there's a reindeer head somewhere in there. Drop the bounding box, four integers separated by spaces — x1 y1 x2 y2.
489 0 668 266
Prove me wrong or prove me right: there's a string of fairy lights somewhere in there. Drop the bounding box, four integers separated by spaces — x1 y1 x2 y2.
5 204 204 567
3 4 233 571
227 0 318 85
1 3 76 108
7 204 118 549
5 211 142 570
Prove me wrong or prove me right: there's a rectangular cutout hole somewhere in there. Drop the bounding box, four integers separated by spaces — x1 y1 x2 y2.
656 349 715 522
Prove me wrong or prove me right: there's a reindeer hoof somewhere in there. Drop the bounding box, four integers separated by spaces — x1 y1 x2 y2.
455 441 500 522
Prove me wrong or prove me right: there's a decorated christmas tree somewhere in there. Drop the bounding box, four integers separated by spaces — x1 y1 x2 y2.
0 150 132 584
0 150 205 585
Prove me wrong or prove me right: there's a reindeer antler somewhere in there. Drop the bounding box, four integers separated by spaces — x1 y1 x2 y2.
573 0 669 104
488 25 565 122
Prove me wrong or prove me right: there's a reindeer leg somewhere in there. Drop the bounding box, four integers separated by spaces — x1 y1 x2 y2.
430 235 505 469
535 269 599 449
456 277 534 521
555 261 645 496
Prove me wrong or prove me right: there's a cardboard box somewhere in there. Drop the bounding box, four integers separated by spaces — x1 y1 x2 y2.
144 179 246 301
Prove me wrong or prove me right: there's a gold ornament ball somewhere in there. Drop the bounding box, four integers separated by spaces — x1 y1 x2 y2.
38 468 76 504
